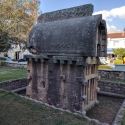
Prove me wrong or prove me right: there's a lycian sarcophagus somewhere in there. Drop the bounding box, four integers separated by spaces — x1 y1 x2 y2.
24 4 107 114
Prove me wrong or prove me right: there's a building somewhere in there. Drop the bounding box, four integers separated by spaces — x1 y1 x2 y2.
107 32 125 59
7 43 31 60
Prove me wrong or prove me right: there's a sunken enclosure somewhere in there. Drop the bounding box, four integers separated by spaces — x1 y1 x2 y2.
24 4 107 114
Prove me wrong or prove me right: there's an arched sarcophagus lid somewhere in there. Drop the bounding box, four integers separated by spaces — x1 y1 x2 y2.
27 4 107 57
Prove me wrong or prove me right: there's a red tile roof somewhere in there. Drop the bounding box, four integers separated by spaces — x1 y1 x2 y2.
108 32 125 38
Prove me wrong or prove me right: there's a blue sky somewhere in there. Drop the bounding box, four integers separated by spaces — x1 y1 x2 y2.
40 0 125 33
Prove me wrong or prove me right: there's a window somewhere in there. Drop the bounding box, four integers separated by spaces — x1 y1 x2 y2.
114 41 119 47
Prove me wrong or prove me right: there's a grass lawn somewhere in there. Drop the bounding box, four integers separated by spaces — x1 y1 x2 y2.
0 90 97 125
0 66 27 82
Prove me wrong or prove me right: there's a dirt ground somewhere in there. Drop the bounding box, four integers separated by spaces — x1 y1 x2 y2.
86 95 124 125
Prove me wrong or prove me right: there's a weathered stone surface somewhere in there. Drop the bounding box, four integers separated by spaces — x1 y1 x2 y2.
0 78 28 91
26 60 84 111
38 4 93 22
27 5 107 57
98 80 125 97
98 70 125 80
26 55 99 113
25 4 107 114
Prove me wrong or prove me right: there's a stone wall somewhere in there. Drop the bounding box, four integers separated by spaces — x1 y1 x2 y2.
0 76 125 99
98 80 125 98
1 62 27 68
98 70 125 80
0 78 28 91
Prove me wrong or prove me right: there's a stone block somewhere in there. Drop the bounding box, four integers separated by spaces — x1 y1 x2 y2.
25 3 107 114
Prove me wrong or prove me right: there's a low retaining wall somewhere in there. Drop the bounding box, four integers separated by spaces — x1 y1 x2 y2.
0 78 28 91
1 61 27 68
0 77 125 98
113 99 125 125
98 70 125 80
98 80 125 98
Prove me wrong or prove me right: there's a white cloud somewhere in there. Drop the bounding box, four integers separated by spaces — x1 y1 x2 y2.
94 10 112 22
93 6 125 33
110 6 125 19
93 6 125 21
106 24 121 33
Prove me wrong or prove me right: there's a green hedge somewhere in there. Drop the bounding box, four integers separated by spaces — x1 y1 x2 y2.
114 59 123 64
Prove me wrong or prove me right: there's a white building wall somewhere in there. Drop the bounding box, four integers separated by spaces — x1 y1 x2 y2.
19 51 23 59
107 38 125 55
7 48 32 60
107 38 125 49
8 50 15 59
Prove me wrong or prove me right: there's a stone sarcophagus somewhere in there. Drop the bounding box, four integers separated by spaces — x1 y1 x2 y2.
24 4 107 114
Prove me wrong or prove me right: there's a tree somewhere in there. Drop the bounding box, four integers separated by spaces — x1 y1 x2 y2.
113 48 125 59
0 29 10 52
0 0 40 43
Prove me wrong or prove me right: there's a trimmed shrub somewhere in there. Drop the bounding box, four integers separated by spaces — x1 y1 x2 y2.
114 59 123 64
